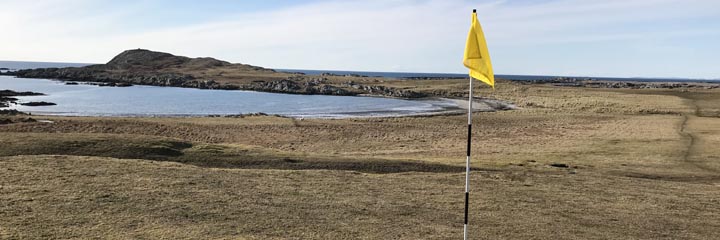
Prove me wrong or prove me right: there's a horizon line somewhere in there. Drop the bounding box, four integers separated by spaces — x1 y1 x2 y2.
0 59 717 81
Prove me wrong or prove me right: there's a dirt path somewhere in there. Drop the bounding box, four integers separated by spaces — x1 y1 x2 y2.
677 95 720 176
679 100 699 165
611 89 720 183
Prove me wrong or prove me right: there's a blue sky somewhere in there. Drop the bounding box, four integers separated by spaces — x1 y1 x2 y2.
1 0 719 79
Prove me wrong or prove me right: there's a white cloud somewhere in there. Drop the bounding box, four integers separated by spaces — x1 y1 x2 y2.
0 0 718 78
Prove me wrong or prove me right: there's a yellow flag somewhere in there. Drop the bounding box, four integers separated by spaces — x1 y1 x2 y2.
463 11 494 88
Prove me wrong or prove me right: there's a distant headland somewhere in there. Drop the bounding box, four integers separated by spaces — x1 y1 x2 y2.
10 49 426 98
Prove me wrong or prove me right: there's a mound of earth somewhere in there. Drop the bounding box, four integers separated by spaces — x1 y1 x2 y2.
104 49 242 71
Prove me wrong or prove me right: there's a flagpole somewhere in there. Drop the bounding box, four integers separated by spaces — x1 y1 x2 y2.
464 73 473 240
464 8 490 239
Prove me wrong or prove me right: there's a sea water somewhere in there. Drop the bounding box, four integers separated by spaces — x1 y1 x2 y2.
0 76 457 118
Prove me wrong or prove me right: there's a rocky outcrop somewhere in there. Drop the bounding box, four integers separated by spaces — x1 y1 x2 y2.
0 68 12 75
320 72 370 78
343 81 426 98
0 90 44 97
245 79 353 96
315 85 351 95
1 90 44 108
20 101 56 106
16 66 199 87
97 82 133 87
250 79 301 92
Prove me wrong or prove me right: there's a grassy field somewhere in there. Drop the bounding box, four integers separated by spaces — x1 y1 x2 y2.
1 82 719 239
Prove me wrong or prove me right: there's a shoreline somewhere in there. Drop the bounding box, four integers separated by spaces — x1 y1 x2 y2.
4 98 511 119
1 76 517 119
7 70 719 100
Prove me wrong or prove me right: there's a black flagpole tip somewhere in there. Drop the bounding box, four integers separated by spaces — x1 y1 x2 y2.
473 9 476 13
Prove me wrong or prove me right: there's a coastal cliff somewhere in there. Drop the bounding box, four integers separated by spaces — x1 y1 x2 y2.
14 49 425 98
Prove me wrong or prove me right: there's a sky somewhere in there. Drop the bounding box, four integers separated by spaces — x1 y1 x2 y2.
1 0 719 79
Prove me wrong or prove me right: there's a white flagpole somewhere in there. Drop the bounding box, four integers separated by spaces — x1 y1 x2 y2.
464 74 473 240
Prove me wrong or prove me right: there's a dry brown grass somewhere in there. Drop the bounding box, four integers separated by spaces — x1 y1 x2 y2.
2 155 719 239
1 84 720 239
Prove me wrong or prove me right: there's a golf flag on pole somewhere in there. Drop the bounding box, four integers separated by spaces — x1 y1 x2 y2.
463 10 494 88
462 9 494 240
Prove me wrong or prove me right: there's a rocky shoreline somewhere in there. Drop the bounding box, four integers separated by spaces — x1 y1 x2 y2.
11 66 718 98
0 89 58 117
0 90 45 108
10 68 427 98
6 49 718 103
9 49 426 99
